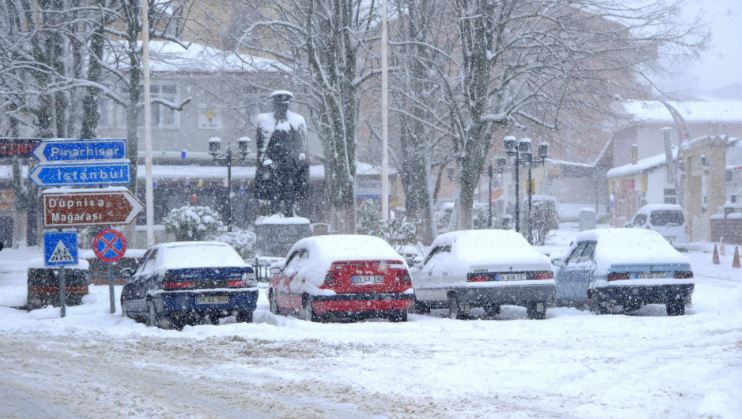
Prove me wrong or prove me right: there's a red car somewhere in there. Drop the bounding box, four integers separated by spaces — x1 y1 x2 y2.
268 234 414 322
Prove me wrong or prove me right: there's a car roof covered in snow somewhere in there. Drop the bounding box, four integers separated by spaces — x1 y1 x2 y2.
290 235 403 263
151 241 247 270
636 204 683 214
431 230 549 266
575 228 689 268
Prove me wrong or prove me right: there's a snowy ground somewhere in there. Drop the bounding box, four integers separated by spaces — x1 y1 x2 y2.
0 224 740 418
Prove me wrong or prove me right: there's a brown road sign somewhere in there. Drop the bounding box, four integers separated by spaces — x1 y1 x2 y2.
43 189 144 227
0 138 41 158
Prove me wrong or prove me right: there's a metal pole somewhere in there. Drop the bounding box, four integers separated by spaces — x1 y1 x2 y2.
108 262 115 314
380 0 389 221
488 164 493 228
58 266 66 318
227 148 233 232
514 156 520 233
143 0 155 246
527 165 533 244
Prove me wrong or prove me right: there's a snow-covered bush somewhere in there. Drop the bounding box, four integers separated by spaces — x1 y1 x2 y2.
356 200 418 245
163 205 223 241
210 228 257 260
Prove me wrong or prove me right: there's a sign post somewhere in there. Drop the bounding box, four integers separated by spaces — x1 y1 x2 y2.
43 230 78 318
93 228 127 313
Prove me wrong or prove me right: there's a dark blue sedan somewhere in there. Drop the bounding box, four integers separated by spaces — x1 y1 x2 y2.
121 241 258 329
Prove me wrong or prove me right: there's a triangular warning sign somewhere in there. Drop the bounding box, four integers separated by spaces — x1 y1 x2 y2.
49 240 74 263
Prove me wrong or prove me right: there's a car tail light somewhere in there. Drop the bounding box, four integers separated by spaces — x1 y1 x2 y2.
227 280 244 288
530 271 553 280
396 270 413 287
607 272 630 281
467 274 489 282
162 281 196 290
674 271 693 279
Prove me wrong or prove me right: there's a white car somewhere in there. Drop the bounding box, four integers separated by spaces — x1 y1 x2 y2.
628 204 688 248
411 230 555 320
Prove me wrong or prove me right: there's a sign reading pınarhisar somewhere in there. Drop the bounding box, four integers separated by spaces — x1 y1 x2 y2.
32 138 127 163
43 188 143 227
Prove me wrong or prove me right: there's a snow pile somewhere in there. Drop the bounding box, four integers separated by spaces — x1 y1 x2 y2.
578 229 690 271
255 214 310 225
623 100 742 123
163 205 223 241
27 258 89 270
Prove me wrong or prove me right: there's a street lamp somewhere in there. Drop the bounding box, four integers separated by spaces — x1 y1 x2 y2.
503 136 532 233
208 136 251 232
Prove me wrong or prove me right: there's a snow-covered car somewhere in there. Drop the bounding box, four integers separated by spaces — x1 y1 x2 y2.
121 241 258 329
411 230 555 320
552 229 694 315
627 204 688 248
268 235 414 322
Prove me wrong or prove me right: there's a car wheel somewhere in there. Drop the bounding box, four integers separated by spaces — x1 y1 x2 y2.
269 289 280 314
412 297 430 314
666 301 685 316
303 297 318 322
484 304 501 318
447 294 466 320
236 311 253 323
146 300 159 327
388 310 408 322
589 293 608 315
526 301 547 320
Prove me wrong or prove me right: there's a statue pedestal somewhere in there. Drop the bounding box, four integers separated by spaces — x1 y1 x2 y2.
254 214 312 257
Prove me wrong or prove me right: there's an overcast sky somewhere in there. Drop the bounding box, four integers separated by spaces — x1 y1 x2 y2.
656 0 742 98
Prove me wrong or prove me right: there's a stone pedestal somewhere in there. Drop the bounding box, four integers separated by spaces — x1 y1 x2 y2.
254 214 312 257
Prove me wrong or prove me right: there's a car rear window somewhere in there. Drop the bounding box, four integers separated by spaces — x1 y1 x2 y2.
650 210 684 226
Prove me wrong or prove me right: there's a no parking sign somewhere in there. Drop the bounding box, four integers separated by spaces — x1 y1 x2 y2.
93 228 127 263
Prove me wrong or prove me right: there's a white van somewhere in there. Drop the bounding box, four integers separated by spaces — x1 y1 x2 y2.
628 204 688 248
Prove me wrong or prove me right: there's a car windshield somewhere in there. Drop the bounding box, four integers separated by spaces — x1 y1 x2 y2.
650 210 684 226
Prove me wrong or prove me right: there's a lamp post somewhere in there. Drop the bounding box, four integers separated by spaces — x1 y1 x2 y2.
504 136 533 233
209 136 250 232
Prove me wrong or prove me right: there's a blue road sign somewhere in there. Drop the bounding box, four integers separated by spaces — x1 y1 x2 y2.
32 139 127 163
29 160 130 187
44 231 78 267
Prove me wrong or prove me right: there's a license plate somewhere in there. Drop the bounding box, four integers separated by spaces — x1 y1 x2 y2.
638 272 669 279
352 275 385 285
197 295 229 304
497 273 527 281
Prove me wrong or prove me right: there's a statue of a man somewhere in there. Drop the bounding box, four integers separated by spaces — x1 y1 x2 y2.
254 90 309 216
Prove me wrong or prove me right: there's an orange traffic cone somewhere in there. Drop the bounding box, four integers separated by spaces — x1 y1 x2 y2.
712 244 720 265
719 237 726 256
733 246 741 269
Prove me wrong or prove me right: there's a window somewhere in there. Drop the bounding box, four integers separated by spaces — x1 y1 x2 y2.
138 249 159 275
633 214 647 227
576 242 596 264
566 242 586 265
650 210 684 227
663 188 677 204
139 84 180 128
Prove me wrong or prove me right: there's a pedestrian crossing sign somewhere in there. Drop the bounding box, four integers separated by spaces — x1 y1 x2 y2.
44 231 78 267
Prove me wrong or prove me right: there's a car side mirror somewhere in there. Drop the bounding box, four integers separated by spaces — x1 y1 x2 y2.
624 222 633 228
551 258 564 267
412 256 423 269
120 267 135 278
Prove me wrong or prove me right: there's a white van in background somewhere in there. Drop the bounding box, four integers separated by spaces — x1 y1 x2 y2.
628 204 689 248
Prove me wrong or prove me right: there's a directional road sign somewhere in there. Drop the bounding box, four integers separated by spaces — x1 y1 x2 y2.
44 231 78 267
0 138 41 158
32 139 127 163
93 228 127 263
43 189 144 227
29 160 130 187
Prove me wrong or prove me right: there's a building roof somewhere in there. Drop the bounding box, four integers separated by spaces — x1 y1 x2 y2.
108 40 286 73
606 148 676 179
622 100 742 124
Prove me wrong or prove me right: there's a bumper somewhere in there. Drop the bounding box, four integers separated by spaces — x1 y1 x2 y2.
453 283 556 307
155 289 259 316
311 293 413 315
594 284 694 305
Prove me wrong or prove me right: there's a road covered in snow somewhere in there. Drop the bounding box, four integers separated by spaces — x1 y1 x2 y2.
0 228 740 418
